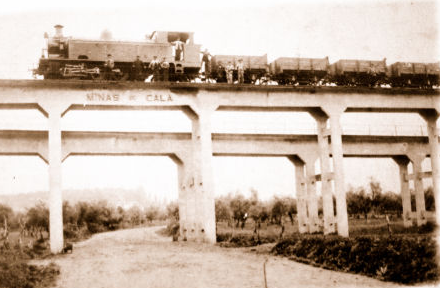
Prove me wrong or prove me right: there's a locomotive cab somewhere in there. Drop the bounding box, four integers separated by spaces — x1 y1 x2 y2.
149 31 200 78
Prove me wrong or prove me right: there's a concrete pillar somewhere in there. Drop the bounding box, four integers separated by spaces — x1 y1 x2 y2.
182 171 198 241
322 105 349 237
312 113 336 234
420 110 440 226
392 156 412 227
189 106 216 243
170 154 190 241
48 111 63 254
289 156 308 233
409 154 427 226
305 160 320 233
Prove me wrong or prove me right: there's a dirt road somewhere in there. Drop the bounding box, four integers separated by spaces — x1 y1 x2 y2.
34 226 405 288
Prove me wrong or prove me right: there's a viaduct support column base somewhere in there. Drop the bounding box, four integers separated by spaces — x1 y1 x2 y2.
322 105 349 237
305 160 320 233
171 154 191 241
409 154 427 227
420 110 440 226
186 105 216 244
289 156 308 233
311 112 336 235
393 156 412 227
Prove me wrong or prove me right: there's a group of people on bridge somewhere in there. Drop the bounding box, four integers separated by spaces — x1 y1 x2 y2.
103 54 170 82
200 49 245 84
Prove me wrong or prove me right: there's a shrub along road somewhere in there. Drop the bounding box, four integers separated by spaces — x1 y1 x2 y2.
32 226 405 288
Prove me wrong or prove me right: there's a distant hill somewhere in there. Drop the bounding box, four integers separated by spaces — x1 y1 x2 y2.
0 187 170 212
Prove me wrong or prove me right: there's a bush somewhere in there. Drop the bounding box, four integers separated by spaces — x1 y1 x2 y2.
272 234 439 284
216 232 279 247
156 220 180 241
0 247 59 288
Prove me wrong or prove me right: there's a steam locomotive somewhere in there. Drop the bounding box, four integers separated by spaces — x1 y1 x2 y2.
34 25 440 88
35 25 201 81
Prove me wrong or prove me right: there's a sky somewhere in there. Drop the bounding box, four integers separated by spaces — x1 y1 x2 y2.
0 0 438 204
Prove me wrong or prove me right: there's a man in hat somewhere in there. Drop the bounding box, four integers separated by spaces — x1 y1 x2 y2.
173 37 184 61
226 61 234 84
236 58 245 84
200 49 211 81
104 54 115 80
148 56 161 82
131 56 144 81
160 57 170 82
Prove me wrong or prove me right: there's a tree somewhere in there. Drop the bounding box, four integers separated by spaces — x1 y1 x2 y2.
271 197 287 225
0 204 13 227
346 187 371 219
63 201 78 226
284 197 297 225
370 178 383 215
26 202 49 238
229 194 250 229
145 206 159 223
215 198 232 224
166 202 179 221
125 206 144 226
248 202 263 233
424 187 435 211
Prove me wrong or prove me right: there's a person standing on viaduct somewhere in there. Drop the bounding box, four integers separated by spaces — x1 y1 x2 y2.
226 61 234 84
131 55 144 81
160 57 170 82
201 49 211 82
148 56 161 82
104 54 115 80
236 58 245 84
173 37 184 61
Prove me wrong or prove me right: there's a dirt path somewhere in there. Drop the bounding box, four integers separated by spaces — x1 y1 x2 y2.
33 226 406 288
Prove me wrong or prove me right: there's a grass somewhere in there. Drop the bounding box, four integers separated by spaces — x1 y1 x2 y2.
215 217 438 284
0 232 59 288
216 216 437 243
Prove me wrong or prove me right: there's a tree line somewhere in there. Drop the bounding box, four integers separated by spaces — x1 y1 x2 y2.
0 180 435 243
0 200 178 247
346 180 435 219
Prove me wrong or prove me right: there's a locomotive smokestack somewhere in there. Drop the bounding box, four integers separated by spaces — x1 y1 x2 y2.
54 24 64 37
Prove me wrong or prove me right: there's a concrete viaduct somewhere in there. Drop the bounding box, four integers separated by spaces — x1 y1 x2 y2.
0 80 438 253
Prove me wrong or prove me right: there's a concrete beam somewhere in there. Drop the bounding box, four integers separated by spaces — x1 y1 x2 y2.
405 171 433 181
0 81 438 114
0 131 432 160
